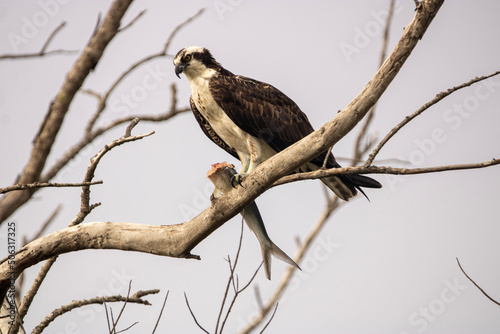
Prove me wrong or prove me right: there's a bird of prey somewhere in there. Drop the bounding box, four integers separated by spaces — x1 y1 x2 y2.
174 46 381 200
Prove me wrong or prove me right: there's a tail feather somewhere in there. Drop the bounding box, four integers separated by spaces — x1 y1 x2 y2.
261 242 301 280
305 162 382 201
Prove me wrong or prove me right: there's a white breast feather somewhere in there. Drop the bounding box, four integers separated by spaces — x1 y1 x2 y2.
189 74 276 163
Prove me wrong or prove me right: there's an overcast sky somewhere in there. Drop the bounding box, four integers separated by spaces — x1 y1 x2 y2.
1 1 500 333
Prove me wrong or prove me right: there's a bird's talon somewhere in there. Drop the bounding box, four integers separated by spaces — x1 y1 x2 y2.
231 173 246 188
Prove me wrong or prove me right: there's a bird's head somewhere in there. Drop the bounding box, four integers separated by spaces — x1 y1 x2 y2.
173 46 221 80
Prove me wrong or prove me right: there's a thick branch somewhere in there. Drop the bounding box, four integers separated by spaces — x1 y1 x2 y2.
0 0 133 224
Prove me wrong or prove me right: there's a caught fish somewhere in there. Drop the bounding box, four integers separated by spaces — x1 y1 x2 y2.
207 162 301 279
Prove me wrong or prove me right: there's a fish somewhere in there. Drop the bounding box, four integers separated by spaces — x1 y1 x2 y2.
207 162 301 279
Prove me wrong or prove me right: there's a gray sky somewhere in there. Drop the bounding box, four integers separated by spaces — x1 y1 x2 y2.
1 1 500 333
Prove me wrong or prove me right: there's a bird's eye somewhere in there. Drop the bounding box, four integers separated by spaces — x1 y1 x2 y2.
183 54 192 62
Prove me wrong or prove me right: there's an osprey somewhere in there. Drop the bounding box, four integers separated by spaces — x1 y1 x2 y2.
174 46 381 200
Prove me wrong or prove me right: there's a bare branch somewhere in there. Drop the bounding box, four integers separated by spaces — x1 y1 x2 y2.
184 292 210 334
31 289 159 334
0 181 102 194
161 8 206 55
274 159 500 187
41 21 66 53
151 291 170 334
219 222 264 334
0 22 78 60
216 220 245 334
118 9 147 33
110 281 133 334
456 258 500 307
0 49 78 60
365 70 500 166
259 303 279 334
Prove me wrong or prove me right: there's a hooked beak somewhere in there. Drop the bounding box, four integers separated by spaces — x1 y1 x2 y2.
175 64 186 78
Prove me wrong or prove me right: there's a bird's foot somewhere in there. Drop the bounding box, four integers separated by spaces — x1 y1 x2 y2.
231 173 248 188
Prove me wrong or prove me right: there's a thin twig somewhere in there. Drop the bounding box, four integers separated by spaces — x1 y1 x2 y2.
0 22 78 60
161 8 205 55
220 262 262 334
117 321 139 333
0 49 77 59
109 308 116 334
110 280 133 334
0 181 103 194
259 303 279 334
151 290 170 334
365 70 500 166
118 9 147 33
216 219 245 333
456 258 500 307
105 303 112 334
184 292 210 334
41 21 66 53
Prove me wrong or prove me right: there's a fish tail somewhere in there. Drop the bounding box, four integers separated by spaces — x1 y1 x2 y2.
261 241 301 280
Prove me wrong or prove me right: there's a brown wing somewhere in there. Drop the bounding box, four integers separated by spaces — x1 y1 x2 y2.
209 74 333 167
189 96 239 160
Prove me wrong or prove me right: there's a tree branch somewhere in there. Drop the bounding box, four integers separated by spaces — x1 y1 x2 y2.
273 159 500 187
456 258 500 308
0 22 78 60
0 0 134 224
0 181 102 194
32 289 159 334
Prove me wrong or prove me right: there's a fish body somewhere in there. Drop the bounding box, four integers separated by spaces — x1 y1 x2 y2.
207 162 300 279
